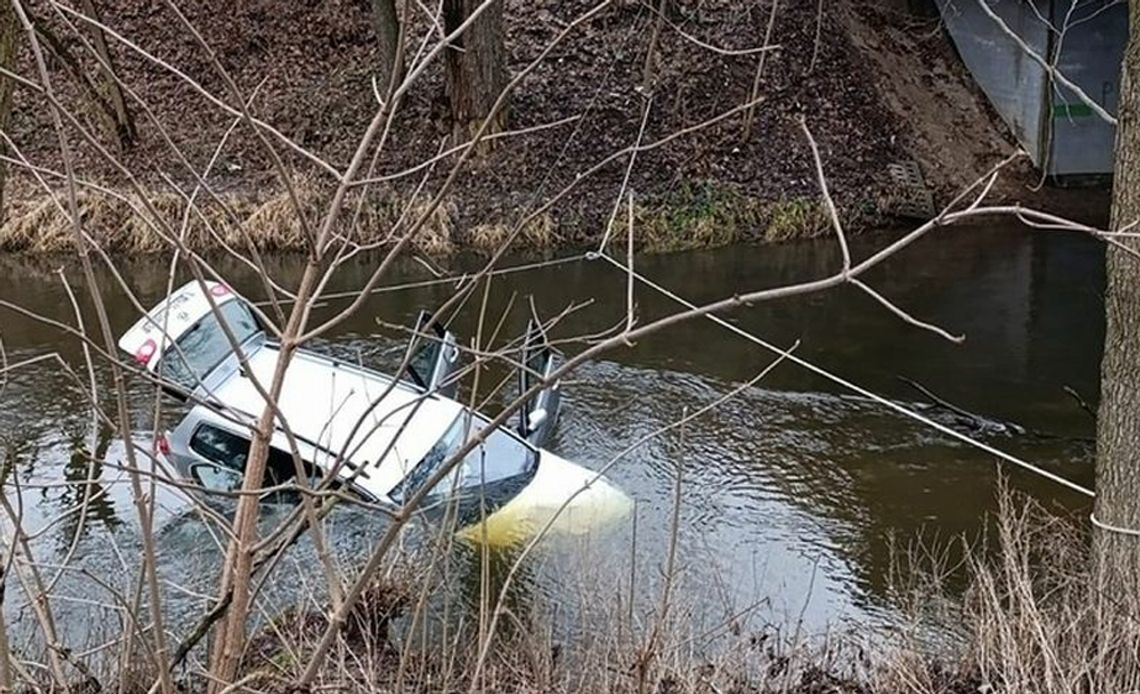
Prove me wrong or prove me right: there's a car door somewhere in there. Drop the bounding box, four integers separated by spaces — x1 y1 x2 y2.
517 319 563 448
189 461 245 493
405 310 460 398
181 421 307 502
183 422 250 494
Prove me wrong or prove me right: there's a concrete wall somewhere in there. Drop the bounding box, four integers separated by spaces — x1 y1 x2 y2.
936 0 1127 177
939 0 1051 164
1050 6 1127 175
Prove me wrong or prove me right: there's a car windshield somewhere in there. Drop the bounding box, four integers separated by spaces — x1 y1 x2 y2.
158 300 260 391
389 412 537 504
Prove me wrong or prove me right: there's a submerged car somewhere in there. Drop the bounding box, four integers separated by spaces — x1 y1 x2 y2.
116 279 623 533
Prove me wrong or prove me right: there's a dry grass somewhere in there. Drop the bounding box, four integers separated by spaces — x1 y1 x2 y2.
466 213 557 254
0 178 458 256
956 494 1140 694
876 484 1140 694
0 177 862 258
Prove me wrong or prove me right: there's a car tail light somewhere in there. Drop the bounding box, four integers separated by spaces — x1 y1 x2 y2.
156 433 171 456
135 338 157 366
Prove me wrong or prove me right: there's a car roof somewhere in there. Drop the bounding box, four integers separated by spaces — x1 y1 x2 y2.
118 279 239 371
208 344 465 499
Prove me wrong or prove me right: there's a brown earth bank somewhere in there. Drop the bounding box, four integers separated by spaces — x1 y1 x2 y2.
0 0 1111 256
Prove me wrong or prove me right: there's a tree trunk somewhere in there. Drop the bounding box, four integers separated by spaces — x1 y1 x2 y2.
443 0 506 146
1094 0 1140 604
206 414 276 690
0 1 17 225
370 0 404 99
78 0 135 149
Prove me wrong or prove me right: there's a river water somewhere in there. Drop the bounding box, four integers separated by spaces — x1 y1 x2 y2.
0 223 1104 660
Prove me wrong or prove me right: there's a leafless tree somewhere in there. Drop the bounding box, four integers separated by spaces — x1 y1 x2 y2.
0 1 1134 692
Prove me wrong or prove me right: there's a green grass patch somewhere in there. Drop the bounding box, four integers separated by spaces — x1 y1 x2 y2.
763 196 831 242
622 182 835 253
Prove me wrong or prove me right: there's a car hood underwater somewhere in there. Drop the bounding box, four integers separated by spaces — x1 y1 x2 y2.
456 451 632 546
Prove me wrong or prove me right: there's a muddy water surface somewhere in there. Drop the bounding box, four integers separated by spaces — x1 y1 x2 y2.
0 224 1104 654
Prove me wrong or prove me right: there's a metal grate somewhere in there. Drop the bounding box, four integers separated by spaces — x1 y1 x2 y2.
885 160 936 219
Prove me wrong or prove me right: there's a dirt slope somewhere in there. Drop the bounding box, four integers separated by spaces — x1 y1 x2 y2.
0 0 1105 253
840 0 1109 221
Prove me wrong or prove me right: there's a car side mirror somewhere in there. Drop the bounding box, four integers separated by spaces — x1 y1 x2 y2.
526 408 547 433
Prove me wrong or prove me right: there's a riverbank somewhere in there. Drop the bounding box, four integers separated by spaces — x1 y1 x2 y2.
0 0 1110 257
73 491 1106 694
231 494 1134 694
0 177 846 256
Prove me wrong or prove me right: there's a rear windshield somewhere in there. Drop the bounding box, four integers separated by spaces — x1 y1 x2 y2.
158 300 260 391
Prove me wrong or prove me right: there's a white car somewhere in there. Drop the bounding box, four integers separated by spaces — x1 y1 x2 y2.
117 279 603 531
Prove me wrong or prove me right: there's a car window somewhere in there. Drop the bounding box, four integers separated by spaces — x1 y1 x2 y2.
190 424 250 471
193 464 243 492
189 423 300 488
158 299 260 391
390 413 537 503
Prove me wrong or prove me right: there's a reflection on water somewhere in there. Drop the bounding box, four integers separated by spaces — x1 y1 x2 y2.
0 223 1105 651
